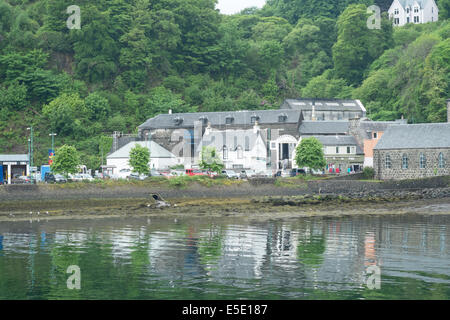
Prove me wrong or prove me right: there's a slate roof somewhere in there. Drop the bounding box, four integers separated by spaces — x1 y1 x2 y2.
139 109 301 130
107 141 176 159
0 154 29 162
396 0 427 9
299 121 349 135
281 98 366 113
312 135 364 154
201 129 265 151
374 123 450 150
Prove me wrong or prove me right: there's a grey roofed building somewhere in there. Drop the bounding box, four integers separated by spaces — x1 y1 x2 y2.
280 98 366 113
0 154 29 162
312 135 364 154
359 119 408 139
373 123 450 150
107 141 176 159
201 129 265 151
299 121 350 135
138 109 302 130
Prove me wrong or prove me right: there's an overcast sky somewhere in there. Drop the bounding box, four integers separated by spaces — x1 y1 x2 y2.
217 0 266 15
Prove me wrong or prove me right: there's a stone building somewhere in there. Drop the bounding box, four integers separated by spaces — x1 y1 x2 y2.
373 123 450 180
111 98 413 173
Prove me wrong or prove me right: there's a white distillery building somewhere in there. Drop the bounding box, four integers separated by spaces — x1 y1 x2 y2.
388 0 438 26
198 123 268 172
106 141 179 174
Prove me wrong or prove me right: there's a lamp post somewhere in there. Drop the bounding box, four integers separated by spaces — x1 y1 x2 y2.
27 127 34 184
28 138 31 179
49 133 57 154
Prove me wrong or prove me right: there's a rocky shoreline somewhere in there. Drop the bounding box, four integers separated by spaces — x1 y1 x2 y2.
0 176 448 221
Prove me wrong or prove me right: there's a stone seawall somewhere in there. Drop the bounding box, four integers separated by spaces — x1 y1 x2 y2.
0 176 448 203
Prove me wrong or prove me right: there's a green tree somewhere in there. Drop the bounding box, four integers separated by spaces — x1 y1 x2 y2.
332 4 393 86
129 144 150 175
294 137 326 170
199 146 224 174
51 145 80 175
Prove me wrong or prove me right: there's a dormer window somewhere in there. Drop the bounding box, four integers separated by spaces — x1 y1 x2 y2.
394 8 399 15
278 113 287 122
225 115 234 125
414 7 418 13
173 116 183 125
406 8 410 13
250 115 259 124
198 116 208 126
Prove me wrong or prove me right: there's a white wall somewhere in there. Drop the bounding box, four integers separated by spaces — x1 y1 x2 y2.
107 157 179 174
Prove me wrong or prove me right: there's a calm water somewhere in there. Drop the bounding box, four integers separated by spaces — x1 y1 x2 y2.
0 214 449 300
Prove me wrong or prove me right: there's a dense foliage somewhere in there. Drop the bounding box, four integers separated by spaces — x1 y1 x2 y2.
128 143 150 175
0 0 448 170
295 137 327 170
50 144 80 175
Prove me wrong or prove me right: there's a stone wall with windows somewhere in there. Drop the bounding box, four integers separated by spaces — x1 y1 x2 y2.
374 148 450 180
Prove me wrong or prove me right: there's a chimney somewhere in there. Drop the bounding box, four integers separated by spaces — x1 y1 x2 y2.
311 102 316 121
447 99 450 123
169 109 172 115
253 120 260 134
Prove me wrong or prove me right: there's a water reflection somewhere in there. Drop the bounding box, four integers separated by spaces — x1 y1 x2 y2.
0 215 449 299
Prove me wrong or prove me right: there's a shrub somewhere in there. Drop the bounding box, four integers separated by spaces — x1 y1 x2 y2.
362 167 375 179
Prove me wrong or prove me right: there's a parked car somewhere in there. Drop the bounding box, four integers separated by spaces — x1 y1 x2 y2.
150 169 163 177
128 172 147 180
44 173 67 183
290 168 306 177
80 173 94 181
68 173 84 182
255 170 273 178
185 169 207 176
221 170 239 179
239 169 257 179
117 168 131 179
12 175 31 184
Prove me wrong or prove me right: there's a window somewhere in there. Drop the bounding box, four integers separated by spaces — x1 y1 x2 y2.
394 8 399 15
245 136 250 151
419 153 426 169
223 146 228 160
407 8 410 13
438 153 445 168
336 147 339 154
414 16 419 23
347 146 351 154
251 116 258 124
225 116 234 125
414 7 418 13
394 18 400 25
407 17 410 23
278 114 287 122
402 154 408 169
373 132 378 139
385 155 392 169
237 146 243 159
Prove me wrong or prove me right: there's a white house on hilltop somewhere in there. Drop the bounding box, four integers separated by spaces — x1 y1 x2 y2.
388 0 438 26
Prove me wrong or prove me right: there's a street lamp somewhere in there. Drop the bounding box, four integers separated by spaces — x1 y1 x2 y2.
49 133 57 153
27 127 34 184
